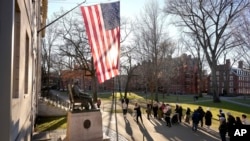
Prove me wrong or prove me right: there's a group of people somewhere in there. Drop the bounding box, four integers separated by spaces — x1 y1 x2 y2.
190 106 212 132
118 96 250 141
123 98 144 124
189 106 249 141
126 100 249 141
217 109 249 141
133 101 175 125
135 101 185 127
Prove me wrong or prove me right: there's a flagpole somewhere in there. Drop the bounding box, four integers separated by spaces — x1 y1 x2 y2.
37 0 87 33
113 77 119 141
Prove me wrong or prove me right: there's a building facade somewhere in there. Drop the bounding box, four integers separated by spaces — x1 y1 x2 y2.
208 59 250 95
0 0 47 140
128 54 207 95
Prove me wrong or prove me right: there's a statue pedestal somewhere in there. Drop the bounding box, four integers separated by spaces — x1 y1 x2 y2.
66 110 103 141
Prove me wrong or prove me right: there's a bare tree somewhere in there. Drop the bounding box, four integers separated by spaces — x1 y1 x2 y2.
235 9 250 67
121 54 139 98
46 9 132 102
42 18 59 96
52 10 101 101
179 34 207 96
133 0 174 102
164 0 250 102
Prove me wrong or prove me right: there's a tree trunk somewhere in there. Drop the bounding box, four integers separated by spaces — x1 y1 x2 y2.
124 81 129 99
211 63 221 103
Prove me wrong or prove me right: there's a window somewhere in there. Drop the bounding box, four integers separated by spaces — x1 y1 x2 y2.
24 33 30 94
216 71 219 75
13 2 21 98
229 82 233 87
229 88 233 93
230 76 233 80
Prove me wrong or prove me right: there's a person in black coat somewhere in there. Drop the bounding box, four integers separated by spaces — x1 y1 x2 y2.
185 107 191 124
152 102 158 119
227 112 236 141
235 116 243 127
134 103 143 124
177 105 183 123
192 110 200 132
197 106 205 127
205 108 213 130
219 117 227 141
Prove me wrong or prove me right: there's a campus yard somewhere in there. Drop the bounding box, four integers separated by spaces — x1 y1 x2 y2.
35 91 250 132
98 92 250 131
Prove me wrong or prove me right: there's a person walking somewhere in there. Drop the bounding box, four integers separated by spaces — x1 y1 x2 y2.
217 109 225 120
134 103 143 124
218 117 227 141
197 106 205 127
192 110 200 132
235 116 243 127
164 104 172 127
177 105 183 123
122 102 128 118
226 112 236 141
146 102 152 120
185 107 191 124
158 102 165 120
205 108 213 130
125 97 129 108
152 102 158 119
97 98 101 108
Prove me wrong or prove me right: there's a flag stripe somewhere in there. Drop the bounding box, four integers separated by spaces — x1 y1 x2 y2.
81 2 120 83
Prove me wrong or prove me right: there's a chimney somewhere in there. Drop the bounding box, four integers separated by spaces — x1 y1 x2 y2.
226 59 230 68
238 61 243 69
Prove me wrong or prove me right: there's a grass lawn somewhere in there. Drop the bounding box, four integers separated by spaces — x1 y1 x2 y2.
228 98 250 105
35 116 67 132
35 92 250 132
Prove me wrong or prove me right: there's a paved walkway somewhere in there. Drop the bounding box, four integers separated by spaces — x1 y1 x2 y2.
100 100 223 141
33 97 224 141
33 91 250 141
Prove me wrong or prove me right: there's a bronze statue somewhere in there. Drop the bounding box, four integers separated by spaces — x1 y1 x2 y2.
68 81 96 111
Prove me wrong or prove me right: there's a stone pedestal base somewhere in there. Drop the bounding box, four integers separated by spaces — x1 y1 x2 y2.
67 110 103 141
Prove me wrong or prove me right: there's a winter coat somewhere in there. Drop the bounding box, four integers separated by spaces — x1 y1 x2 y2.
205 111 213 126
192 111 200 124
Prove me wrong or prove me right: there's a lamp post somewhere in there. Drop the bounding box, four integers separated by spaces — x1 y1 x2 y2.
244 87 246 100
58 71 61 91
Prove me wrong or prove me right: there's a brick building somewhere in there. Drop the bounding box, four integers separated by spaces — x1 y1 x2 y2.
165 54 208 95
128 54 207 95
58 54 210 96
208 59 250 95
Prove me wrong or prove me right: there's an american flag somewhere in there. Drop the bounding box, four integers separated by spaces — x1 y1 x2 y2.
81 1 120 83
